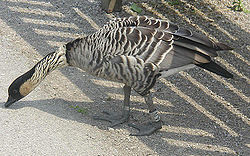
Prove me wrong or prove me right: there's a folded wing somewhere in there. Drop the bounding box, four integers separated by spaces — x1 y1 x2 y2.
104 16 233 78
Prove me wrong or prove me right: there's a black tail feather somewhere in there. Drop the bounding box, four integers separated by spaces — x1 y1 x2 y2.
196 61 233 78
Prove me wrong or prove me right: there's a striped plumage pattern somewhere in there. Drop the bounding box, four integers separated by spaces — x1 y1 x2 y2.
31 46 67 83
5 15 233 99
63 16 232 95
5 16 234 135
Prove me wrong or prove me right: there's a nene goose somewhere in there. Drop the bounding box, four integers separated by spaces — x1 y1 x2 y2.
5 16 233 136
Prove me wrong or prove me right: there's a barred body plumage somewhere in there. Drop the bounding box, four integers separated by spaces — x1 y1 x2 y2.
6 16 233 135
65 16 232 95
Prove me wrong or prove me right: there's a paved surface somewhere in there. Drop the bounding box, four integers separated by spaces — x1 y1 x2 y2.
0 0 249 155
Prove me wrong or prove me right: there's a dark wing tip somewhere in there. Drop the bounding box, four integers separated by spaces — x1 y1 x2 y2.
225 72 234 79
196 61 234 79
216 42 233 50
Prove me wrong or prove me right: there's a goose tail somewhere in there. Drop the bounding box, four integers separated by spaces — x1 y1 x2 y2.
196 61 233 78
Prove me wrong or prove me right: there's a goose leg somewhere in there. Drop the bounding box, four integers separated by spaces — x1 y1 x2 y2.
93 85 131 127
129 92 162 136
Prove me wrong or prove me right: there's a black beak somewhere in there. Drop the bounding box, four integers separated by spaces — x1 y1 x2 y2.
4 96 17 108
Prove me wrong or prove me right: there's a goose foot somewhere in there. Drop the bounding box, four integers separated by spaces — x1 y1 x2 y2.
93 111 129 127
128 120 163 136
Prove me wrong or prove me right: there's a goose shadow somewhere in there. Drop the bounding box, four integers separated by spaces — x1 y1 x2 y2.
1 91 246 156
1 92 185 133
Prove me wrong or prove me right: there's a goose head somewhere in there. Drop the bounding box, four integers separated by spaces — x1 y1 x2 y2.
5 68 35 108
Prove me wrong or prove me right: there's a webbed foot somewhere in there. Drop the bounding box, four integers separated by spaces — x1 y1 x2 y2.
128 120 163 136
93 111 129 127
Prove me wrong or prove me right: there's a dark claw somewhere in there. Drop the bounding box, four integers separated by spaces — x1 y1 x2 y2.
93 111 129 127
128 120 163 136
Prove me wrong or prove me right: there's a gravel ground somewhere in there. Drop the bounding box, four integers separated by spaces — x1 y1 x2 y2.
0 0 249 155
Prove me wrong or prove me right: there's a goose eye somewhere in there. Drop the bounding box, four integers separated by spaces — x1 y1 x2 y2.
13 89 18 94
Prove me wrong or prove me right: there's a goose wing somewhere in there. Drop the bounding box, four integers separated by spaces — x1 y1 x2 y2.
97 16 233 78
104 17 217 65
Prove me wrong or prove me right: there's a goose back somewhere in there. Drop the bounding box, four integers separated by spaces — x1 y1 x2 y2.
65 16 232 94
